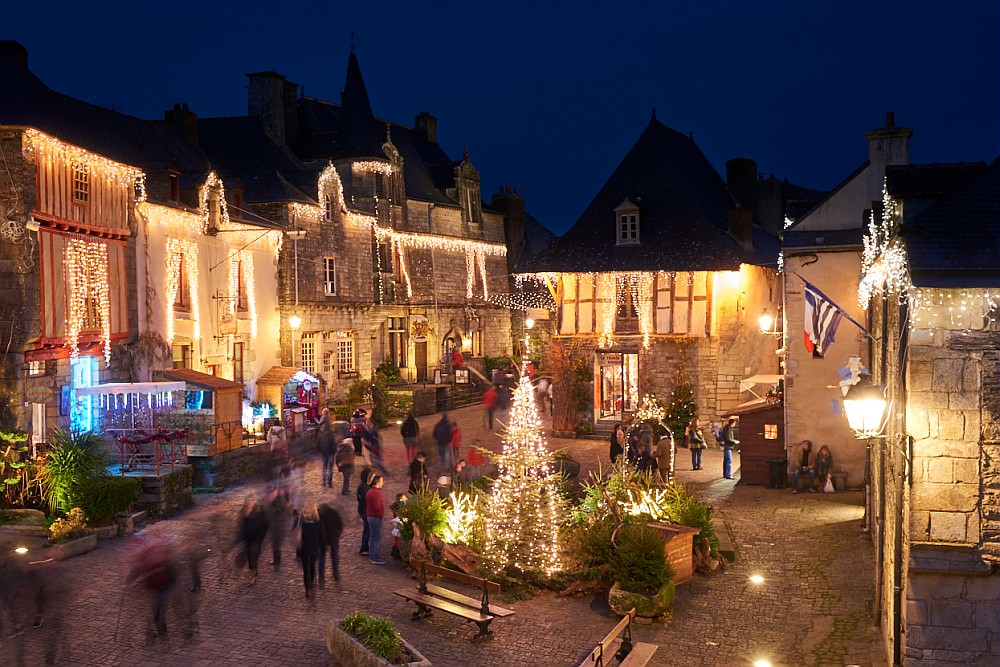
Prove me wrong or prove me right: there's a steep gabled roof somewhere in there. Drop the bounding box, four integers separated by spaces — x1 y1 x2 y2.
513 212 558 272
525 116 771 273
891 160 1000 287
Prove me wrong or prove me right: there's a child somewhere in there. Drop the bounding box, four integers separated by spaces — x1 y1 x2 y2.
408 451 428 494
390 493 407 560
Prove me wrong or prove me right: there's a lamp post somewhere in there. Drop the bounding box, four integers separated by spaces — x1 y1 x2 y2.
758 308 782 335
842 376 887 439
289 314 301 369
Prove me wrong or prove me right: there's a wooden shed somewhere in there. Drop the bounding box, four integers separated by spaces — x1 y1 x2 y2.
256 366 323 437
154 369 244 456
730 397 785 486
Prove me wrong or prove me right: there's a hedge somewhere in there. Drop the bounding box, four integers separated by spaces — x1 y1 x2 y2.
69 476 141 524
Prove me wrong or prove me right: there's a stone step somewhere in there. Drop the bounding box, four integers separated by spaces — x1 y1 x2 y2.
713 516 737 562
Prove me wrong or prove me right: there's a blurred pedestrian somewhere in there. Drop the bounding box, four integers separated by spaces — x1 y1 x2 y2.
317 503 344 587
408 451 428 493
266 486 290 568
435 474 453 500
356 468 373 556
400 412 420 463
297 502 325 598
238 494 269 583
449 420 463 471
335 438 355 495
317 417 336 488
482 384 498 430
364 420 387 476
366 474 387 565
350 408 367 455
127 536 178 640
433 413 452 472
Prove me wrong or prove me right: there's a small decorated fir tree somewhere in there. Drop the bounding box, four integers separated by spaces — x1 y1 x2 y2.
665 368 698 437
482 367 564 576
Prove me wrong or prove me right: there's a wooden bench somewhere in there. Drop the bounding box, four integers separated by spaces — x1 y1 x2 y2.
578 608 657 667
830 469 848 491
394 560 514 641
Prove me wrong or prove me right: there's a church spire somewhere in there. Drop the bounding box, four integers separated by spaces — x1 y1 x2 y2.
340 44 378 157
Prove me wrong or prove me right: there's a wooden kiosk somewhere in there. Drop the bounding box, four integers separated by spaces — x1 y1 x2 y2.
256 366 323 438
730 375 785 486
154 368 244 456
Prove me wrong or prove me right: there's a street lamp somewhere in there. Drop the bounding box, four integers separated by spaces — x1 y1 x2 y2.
758 308 781 335
843 375 887 438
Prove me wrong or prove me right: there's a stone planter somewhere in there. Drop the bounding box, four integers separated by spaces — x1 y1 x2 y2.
48 533 98 561
326 621 431 667
608 580 675 619
553 458 581 479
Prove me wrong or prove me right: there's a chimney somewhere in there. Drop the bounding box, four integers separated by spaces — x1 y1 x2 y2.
246 71 288 143
728 205 754 253
163 103 199 148
491 186 526 274
0 41 28 69
414 112 438 143
865 111 912 170
725 158 757 213
282 79 300 145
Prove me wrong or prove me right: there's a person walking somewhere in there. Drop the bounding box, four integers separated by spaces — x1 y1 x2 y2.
356 469 372 556
400 412 420 464
238 494 269 583
317 417 336 488
721 417 740 480
482 385 498 431
127 537 178 641
296 502 325 598
433 413 452 472
265 486 290 568
449 420 463 471
365 474 387 565
687 417 706 470
363 420 387 476
335 438 355 495
317 503 344 587
350 408 367 456
609 423 625 463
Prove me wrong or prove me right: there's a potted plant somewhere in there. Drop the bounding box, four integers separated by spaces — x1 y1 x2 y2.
47 507 97 560
327 612 431 666
607 523 675 618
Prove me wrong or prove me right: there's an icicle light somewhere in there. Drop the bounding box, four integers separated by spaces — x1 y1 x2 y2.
23 128 146 200
64 237 112 365
164 238 200 343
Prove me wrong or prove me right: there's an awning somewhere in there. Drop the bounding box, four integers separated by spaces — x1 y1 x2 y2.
75 381 185 397
739 374 783 398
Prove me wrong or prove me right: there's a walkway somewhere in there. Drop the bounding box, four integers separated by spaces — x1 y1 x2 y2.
5 403 883 666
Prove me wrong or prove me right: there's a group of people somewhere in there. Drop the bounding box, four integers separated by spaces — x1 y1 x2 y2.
608 415 741 481
790 439 835 493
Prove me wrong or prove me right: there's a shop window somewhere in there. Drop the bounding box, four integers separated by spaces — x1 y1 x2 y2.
764 424 778 440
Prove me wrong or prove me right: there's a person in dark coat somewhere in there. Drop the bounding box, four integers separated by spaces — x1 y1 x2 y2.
400 412 420 464
432 414 452 472
127 537 178 639
356 468 373 556
238 494 269 583
265 487 290 568
297 502 325 598
350 409 367 455
609 423 625 463
408 451 429 493
335 439 355 495
317 426 336 488
317 503 344 586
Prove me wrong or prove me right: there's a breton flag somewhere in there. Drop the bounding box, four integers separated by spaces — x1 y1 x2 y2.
796 273 868 357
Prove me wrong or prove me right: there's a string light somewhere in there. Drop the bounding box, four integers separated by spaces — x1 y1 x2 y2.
199 171 231 233
859 180 910 308
229 250 259 337
351 160 395 176
487 291 556 312
396 239 413 298
598 274 616 347
164 238 200 343
23 128 146 200
64 237 112 365
477 251 489 301
465 250 475 299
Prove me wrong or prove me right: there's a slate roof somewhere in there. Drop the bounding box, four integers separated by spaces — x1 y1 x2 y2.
524 116 777 273
0 41 209 179
889 160 1000 287
513 212 558 272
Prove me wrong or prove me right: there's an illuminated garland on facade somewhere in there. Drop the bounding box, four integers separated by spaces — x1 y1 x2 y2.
351 160 395 176
199 171 231 233
229 250 259 337
64 238 112 364
23 128 146 200
477 252 489 301
395 239 413 298
482 369 564 576
859 181 910 308
486 291 557 312
909 288 1000 330
465 250 476 299
164 238 200 343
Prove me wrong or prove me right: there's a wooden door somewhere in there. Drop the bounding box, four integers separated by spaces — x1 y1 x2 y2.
415 341 427 381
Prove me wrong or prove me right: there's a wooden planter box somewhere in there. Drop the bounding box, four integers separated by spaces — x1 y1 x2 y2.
326 621 431 667
647 522 699 585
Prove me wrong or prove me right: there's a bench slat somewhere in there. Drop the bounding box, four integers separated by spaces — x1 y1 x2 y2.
423 561 501 593
577 638 621 667
619 642 657 667
425 583 516 617
394 589 493 623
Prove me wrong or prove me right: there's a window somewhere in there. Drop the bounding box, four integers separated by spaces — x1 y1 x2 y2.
28 360 44 377
72 166 89 204
174 255 188 308
300 333 316 374
324 199 333 222
388 317 406 368
70 356 97 432
323 351 334 376
237 261 247 311
336 333 355 375
168 170 180 202
172 343 192 369
206 364 219 377
323 257 337 296
614 199 640 245
232 342 244 385
764 424 778 440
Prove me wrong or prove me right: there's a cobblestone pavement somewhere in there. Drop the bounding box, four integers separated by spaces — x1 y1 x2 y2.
5 404 884 666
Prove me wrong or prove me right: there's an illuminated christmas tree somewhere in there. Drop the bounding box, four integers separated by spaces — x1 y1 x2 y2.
482 367 564 576
665 368 697 437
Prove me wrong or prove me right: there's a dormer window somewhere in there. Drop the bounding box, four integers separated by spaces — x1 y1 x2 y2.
615 199 640 245
168 169 180 202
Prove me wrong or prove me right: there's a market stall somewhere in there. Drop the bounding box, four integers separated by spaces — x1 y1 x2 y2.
153 368 243 456
731 375 785 486
255 366 323 438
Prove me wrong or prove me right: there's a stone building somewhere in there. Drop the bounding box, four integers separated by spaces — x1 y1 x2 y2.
521 113 781 431
201 49 514 399
781 114 911 490
861 159 1000 665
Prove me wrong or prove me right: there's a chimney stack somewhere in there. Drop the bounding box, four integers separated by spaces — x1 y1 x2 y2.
247 71 291 144
163 102 199 148
414 112 438 143
491 186 526 275
865 111 912 170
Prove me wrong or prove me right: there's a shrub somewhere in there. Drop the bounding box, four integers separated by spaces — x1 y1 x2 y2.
394 489 447 542
662 484 718 555
48 507 91 543
375 359 401 384
442 489 485 549
571 515 616 568
340 612 403 663
37 429 109 515
68 476 141 524
609 523 672 594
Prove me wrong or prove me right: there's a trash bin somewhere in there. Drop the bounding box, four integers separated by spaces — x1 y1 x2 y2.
768 458 788 488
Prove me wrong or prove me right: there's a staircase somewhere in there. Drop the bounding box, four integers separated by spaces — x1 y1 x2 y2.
448 381 481 410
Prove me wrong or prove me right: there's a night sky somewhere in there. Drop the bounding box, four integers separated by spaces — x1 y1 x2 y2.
5 1 998 234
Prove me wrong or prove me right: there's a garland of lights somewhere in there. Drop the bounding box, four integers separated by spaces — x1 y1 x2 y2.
395 238 413 298
859 180 911 308
229 250 259 337
909 288 1000 330
634 394 673 481
487 291 557 312
351 160 395 176
64 238 112 365
199 171 231 233
597 273 616 347
23 128 146 200
477 252 489 301
164 238 200 343
465 250 476 299
482 368 564 576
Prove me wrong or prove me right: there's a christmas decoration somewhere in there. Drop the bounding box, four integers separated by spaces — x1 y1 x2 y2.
664 369 697 440
482 366 564 576
64 237 113 364
164 238 200 344
23 128 146 200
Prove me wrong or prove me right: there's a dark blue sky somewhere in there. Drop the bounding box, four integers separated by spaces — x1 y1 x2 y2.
6 1 998 234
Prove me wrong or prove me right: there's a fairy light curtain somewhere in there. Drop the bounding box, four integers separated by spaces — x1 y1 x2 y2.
228 250 258 337
164 238 200 343
64 237 113 364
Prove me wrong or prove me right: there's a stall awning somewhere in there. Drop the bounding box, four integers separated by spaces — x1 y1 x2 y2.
739 374 783 398
74 381 185 397
257 366 321 387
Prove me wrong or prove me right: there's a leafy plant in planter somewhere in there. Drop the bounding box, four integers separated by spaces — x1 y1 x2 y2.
340 612 403 663
607 522 675 617
394 490 447 542
37 429 110 515
48 507 92 543
68 476 141 524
